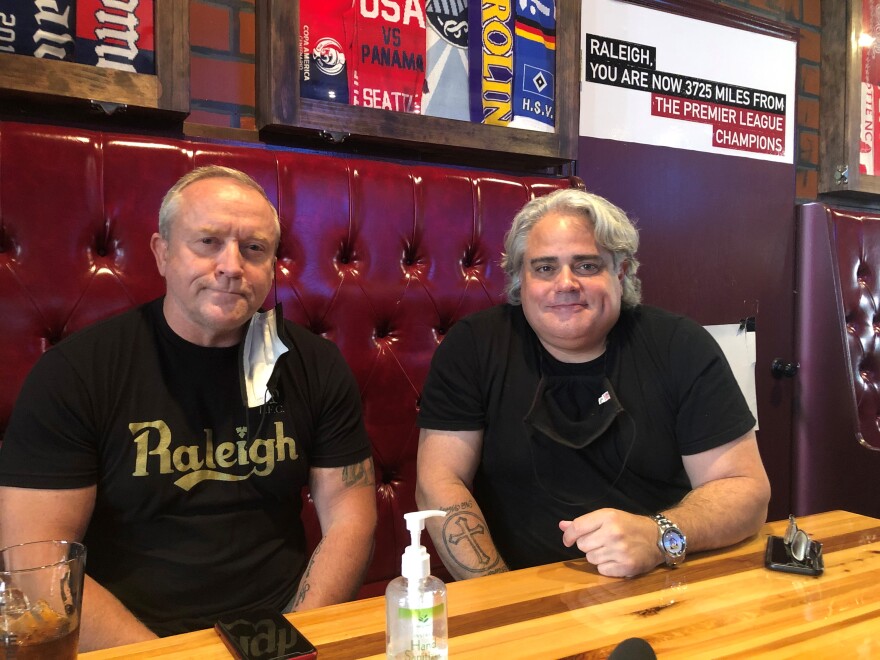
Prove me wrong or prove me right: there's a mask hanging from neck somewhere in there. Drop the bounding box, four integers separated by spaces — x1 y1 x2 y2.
524 373 624 449
522 348 637 508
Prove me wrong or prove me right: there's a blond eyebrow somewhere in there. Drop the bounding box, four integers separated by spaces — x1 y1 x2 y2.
192 226 273 243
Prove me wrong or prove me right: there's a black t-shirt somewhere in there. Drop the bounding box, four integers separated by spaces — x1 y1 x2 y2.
0 298 371 635
417 304 756 570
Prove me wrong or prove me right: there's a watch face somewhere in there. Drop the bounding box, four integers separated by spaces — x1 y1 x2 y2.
662 529 685 557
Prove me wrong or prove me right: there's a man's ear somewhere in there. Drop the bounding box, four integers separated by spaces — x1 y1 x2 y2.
150 232 168 276
617 259 629 282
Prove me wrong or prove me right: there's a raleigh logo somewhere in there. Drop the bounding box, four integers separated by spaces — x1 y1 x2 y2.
130 420 299 492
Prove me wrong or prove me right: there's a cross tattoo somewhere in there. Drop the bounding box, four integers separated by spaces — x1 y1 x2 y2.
447 514 491 565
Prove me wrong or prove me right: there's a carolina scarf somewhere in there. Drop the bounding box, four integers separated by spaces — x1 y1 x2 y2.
468 0 513 125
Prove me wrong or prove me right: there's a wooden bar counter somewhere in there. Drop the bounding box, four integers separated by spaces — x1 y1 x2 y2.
79 511 880 659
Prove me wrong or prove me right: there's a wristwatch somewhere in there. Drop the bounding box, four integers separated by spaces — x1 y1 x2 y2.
651 514 686 567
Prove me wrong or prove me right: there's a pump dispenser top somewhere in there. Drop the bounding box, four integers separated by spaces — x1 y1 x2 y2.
401 510 445 581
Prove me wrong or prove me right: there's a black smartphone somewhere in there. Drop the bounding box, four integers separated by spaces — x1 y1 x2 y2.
764 535 823 576
214 610 317 660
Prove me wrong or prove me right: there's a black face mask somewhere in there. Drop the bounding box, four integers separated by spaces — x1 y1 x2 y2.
523 367 637 508
524 374 624 449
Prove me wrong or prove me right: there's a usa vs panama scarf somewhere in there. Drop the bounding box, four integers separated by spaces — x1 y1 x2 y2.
345 0 427 113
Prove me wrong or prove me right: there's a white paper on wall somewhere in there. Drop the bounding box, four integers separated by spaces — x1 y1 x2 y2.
704 323 759 430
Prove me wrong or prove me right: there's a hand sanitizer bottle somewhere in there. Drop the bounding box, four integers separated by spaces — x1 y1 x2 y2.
386 510 448 659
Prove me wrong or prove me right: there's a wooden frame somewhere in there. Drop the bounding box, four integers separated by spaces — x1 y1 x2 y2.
257 1 579 165
820 0 880 198
0 1 189 118
623 0 799 38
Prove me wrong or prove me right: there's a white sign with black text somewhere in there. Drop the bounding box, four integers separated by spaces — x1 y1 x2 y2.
580 0 796 163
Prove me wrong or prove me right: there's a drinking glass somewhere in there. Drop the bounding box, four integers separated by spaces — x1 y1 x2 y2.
0 540 86 660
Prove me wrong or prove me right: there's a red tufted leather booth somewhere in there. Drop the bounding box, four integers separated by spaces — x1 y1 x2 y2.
0 120 579 596
795 203 880 518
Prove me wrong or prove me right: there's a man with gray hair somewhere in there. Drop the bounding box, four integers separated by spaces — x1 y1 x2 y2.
0 166 377 650
416 188 770 579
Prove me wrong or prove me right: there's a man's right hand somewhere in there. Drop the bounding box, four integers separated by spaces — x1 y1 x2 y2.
559 509 663 577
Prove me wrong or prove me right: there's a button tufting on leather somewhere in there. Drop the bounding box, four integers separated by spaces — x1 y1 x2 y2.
337 243 354 265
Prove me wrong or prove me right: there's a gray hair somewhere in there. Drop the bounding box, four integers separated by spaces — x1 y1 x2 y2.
158 165 280 243
501 188 642 307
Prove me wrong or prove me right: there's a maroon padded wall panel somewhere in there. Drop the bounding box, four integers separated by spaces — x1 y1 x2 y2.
795 204 880 518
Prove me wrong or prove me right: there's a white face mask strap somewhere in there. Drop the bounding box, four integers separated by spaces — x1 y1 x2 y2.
242 307 289 408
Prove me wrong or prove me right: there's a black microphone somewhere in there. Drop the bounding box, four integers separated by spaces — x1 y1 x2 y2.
608 637 657 659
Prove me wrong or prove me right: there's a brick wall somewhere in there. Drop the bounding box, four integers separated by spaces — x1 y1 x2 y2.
186 0 821 200
189 0 256 130
711 0 822 202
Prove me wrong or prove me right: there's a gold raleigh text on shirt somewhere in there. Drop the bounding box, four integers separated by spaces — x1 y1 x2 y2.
129 420 299 491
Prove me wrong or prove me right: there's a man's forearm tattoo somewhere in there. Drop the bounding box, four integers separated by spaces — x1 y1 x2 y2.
342 458 374 488
441 500 505 574
293 537 324 609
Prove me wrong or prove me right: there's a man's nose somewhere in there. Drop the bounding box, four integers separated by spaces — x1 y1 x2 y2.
556 266 578 290
216 241 244 277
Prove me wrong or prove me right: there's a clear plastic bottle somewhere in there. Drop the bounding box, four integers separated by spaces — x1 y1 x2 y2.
385 510 448 659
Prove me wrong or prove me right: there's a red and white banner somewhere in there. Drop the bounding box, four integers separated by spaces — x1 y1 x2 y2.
345 0 427 113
